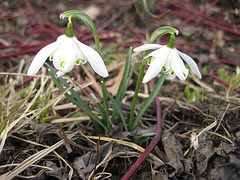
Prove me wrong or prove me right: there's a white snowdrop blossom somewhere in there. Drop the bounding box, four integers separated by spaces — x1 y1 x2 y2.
27 35 109 77
134 44 202 83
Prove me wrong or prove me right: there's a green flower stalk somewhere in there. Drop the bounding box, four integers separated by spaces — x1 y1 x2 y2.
129 26 201 131
27 10 110 133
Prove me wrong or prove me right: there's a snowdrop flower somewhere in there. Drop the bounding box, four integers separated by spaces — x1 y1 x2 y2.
27 27 108 78
134 44 202 83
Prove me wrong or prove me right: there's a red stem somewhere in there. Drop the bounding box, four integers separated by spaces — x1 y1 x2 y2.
24 0 63 34
122 79 163 179
204 73 240 94
182 0 220 25
209 57 240 66
204 21 240 35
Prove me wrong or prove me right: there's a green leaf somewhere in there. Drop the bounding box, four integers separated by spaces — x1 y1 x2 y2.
134 132 156 143
111 47 133 123
149 26 179 43
202 65 208 74
184 85 192 102
184 85 201 103
229 73 240 95
47 63 109 133
41 90 51 119
70 78 107 125
101 84 128 131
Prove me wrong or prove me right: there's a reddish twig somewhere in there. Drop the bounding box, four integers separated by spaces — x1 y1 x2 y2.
182 0 220 25
204 21 240 35
165 1 240 35
209 57 240 66
24 0 63 34
0 48 39 59
0 40 53 58
122 79 163 180
204 73 240 94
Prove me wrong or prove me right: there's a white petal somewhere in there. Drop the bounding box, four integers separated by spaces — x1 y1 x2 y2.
160 46 172 72
27 42 59 76
75 38 109 77
176 49 202 79
52 52 62 70
27 35 66 76
56 71 66 77
142 47 169 83
52 37 76 72
166 72 176 79
133 44 162 52
170 50 189 81
145 48 162 59
73 37 87 65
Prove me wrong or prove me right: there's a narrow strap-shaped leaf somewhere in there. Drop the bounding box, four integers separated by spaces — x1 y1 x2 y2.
47 64 109 132
101 84 128 131
70 78 108 124
111 47 133 123
122 57 136 100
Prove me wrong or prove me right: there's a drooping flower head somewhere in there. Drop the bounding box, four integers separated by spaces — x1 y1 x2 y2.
134 33 202 83
27 18 108 78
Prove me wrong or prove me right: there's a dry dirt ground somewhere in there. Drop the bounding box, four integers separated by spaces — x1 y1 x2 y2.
0 0 240 179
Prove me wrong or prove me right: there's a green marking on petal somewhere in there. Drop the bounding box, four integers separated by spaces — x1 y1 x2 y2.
80 59 85 63
75 59 81 65
183 72 186 77
163 66 167 71
50 56 53 61
148 57 154 65
171 71 174 75
60 61 65 68
75 58 85 65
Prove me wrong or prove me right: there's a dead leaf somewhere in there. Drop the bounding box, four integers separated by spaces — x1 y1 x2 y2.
162 132 184 176
209 164 239 180
106 65 125 96
195 138 214 176
73 141 113 180
45 161 68 180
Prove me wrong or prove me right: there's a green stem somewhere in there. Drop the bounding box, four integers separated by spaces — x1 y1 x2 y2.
100 77 110 129
128 27 177 131
167 32 175 49
130 74 166 131
92 25 110 129
66 17 73 38
128 57 148 131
